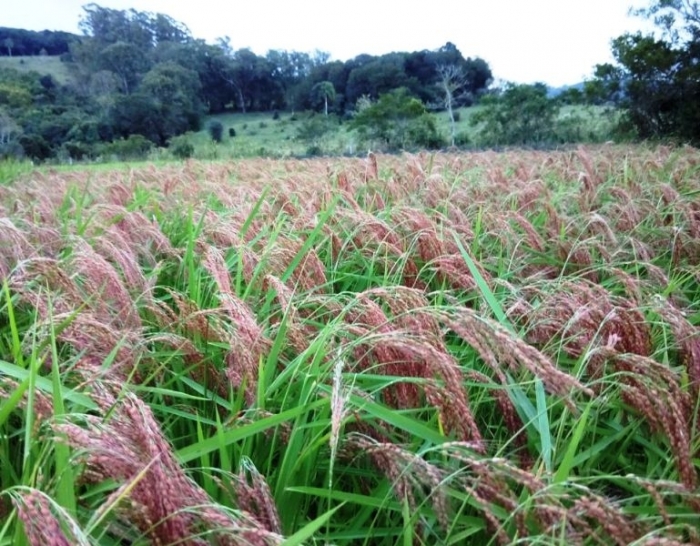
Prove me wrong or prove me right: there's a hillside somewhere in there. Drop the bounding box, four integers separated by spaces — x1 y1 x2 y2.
0 55 72 84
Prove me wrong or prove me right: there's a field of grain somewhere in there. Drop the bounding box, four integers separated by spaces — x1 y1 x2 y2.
1 146 699 545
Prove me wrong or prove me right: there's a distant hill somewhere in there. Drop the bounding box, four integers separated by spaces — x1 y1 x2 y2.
0 55 73 84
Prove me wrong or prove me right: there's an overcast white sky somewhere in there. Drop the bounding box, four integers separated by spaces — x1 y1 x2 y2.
4 0 653 87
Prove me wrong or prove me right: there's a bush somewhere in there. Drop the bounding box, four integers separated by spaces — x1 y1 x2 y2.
228 127 236 137
454 131 471 146
471 83 560 147
0 141 25 161
305 145 323 157
208 120 224 143
349 88 443 151
99 135 153 160
408 117 444 149
18 134 51 161
168 134 195 159
295 115 338 150
62 141 92 161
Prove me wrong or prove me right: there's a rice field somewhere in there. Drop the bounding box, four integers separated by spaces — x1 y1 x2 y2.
0 145 699 545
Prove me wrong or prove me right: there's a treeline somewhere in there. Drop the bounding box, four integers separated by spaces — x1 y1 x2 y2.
585 0 700 145
0 3 492 161
0 28 77 57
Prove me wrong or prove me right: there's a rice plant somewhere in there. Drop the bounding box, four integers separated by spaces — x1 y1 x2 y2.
0 145 699 545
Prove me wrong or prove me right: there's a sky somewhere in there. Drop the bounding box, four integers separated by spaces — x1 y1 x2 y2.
4 0 654 87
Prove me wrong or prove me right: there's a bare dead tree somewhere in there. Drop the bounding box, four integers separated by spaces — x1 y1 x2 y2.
437 64 468 147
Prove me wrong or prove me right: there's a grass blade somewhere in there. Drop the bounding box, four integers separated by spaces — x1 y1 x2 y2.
281 504 342 546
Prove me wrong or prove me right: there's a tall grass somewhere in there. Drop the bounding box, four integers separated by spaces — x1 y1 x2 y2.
0 159 33 186
0 145 699 544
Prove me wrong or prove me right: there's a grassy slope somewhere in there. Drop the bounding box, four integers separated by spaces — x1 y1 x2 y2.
192 105 617 160
0 55 73 84
2 146 698 545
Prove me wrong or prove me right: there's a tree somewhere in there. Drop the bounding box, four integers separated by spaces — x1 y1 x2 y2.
404 43 492 106
213 46 280 112
589 0 700 143
0 109 20 145
108 62 202 145
311 81 336 116
470 83 560 147
79 4 152 49
349 88 443 151
437 64 467 146
208 120 223 142
0 28 75 57
151 40 232 113
151 13 191 45
290 60 350 113
267 49 314 109
345 54 414 106
137 61 203 144
89 70 120 114
3 37 13 57
98 41 150 93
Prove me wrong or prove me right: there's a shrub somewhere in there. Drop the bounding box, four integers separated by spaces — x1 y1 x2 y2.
168 134 195 159
296 115 337 143
99 135 153 160
305 145 323 157
0 141 25 161
62 141 92 161
18 134 51 161
208 120 224 143
471 83 559 147
350 88 443 151
454 131 471 146
228 127 236 137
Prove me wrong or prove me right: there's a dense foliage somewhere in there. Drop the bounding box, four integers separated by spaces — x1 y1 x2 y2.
588 0 700 144
349 88 442 150
469 83 600 147
471 83 559 146
0 4 492 161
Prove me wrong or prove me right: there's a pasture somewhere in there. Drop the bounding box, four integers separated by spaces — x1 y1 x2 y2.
0 55 73 85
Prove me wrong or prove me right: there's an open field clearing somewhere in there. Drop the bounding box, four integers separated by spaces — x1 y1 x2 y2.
1 145 699 544
0 55 73 85
186 106 616 160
